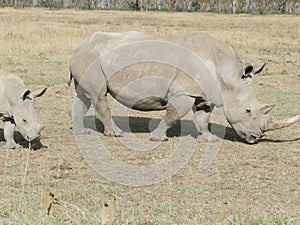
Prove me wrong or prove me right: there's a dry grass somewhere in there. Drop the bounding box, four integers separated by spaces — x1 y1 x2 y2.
0 8 299 224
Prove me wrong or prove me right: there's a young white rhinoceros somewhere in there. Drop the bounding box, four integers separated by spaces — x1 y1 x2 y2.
0 70 46 148
69 32 300 144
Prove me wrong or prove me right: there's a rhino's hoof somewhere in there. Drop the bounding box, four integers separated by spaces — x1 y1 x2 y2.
199 133 220 143
150 135 168 142
81 128 94 134
5 143 19 149
73 128 94 135
104 130 123 137
114 131 124 137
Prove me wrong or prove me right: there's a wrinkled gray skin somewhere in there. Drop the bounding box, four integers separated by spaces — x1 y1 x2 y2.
0 70 46 148
69 32 300 144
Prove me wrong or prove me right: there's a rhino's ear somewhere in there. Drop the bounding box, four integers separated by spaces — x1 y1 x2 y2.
241 65 253 79
260 104 275 114
253 63 266 75
22 90 32 101
30 88 47 99
242 63 266 79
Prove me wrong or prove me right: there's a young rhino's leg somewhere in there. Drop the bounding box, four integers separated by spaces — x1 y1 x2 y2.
4 121 18 149
193 102 219 142
71 83 92 134
150 95 195 141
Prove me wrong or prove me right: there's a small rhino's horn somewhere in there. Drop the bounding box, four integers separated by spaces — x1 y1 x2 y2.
264 114 300 131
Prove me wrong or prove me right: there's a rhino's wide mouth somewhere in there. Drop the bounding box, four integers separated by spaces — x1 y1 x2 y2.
25 134 41 142
239 131 264 144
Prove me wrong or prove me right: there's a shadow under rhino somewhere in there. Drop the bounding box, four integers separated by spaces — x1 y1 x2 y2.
0 129 44 150
83 115 299 144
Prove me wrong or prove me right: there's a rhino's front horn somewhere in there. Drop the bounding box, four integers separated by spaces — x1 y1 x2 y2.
265 114 300 131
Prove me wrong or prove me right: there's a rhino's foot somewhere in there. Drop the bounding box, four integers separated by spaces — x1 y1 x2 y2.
198 133 220 143
150 134 168 142
73 128 94 135
104 129 123 137
5 142 19 149
150 127 168 141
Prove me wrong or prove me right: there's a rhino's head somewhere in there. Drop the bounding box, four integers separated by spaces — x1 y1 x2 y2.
11 88 47 142
224 64 300 144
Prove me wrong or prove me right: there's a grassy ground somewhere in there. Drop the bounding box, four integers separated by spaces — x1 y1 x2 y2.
0 8 299 224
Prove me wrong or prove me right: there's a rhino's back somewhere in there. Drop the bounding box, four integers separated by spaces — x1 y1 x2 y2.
0 70 26 115
69 31 155 80
173 33 243 82
0 70 25 90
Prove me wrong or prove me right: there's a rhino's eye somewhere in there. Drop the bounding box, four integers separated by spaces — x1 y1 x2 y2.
23 119 27 123
246 108 251 113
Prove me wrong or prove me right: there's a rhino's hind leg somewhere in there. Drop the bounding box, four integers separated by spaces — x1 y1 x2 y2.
72 91 93 135
193 104 219 142
150 95 195 141
94 95 123 137
4 121 18 149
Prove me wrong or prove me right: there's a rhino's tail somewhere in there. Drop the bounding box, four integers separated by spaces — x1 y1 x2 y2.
67 70 73 86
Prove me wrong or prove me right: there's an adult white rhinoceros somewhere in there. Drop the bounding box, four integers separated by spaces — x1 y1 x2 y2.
0 70 46 148
69 32 300 144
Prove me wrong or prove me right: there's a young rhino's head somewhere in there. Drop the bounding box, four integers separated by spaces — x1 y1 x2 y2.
11 88 47 142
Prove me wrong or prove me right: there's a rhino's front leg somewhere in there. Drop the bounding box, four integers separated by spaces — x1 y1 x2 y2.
193 104 219 142
4 121 18 149
150 95 195 141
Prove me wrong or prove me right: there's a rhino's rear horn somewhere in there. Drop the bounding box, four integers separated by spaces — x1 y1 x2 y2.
265 114 300 131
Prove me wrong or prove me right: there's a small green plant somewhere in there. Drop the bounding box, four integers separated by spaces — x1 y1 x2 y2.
0 203 11 218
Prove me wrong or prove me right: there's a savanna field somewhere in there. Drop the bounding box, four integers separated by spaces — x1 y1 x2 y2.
0 8 300 224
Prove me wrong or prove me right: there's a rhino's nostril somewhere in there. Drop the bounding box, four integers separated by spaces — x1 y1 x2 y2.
251 134 257 140
240 131 246 139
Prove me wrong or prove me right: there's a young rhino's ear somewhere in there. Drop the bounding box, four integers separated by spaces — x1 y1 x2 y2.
253 63 266 75
241 63 266 79
22 90 32 101
241 65 253 79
